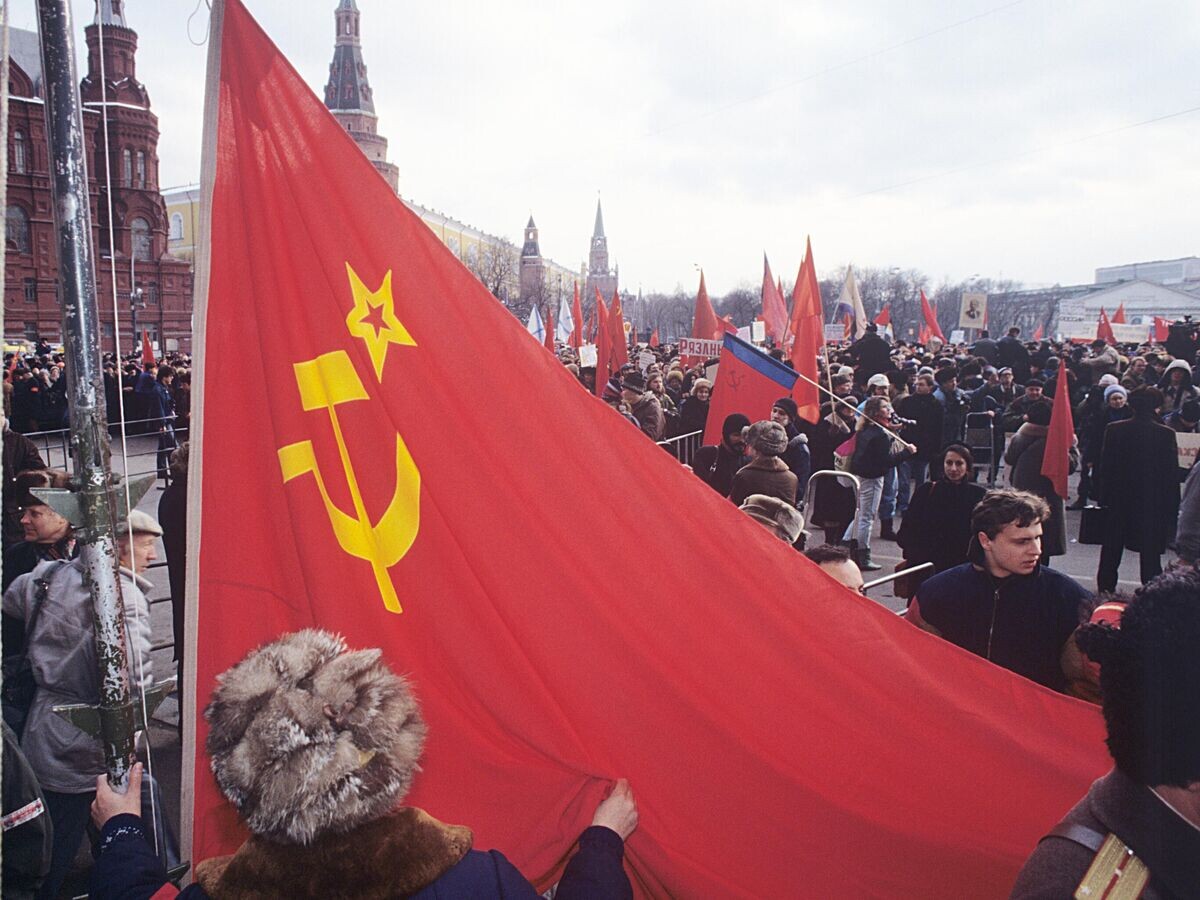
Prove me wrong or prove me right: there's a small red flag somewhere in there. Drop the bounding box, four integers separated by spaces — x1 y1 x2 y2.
1033 323 1045 341
691 271 719 340
1096 307 1116 345
649 328 659 348
1111 302 1126 325
570 282 583 350
594 293 611 396
1154 316 1170 343
787 237 824 422
141 329 156 365
544 308 556 353
919 291 945 342
1041 360 1075 499
609 289 629 368
873 305 891 327
919 324 931 344
761 254 788 344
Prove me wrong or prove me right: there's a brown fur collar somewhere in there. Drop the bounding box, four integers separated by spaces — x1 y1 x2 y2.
195 807 472 899
744 455 789 472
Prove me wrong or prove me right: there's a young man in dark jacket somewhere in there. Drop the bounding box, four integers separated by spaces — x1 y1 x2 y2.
691 414 750 499
893 374 943 514
908 489 1091 692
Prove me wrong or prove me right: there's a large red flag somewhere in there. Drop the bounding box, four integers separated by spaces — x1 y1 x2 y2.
919 290 945 342
1111 302 1126 324
760 253 788 344
544 307 556 353
690 271 719 342
594 293 611 396
609 289 629 368
1041 359 1076 499
570 282 583 350
787 237 825 422
141 328 155 365
703 334 799 446
874 304 891 327
188 4 1110 896
1097 307 1116 345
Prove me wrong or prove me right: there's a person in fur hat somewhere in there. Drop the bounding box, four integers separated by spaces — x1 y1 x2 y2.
89 630 637 899
728 421 799 507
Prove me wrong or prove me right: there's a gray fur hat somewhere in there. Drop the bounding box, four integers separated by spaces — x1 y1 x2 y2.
205 630 426 845
739 494 804 543
747 420 788 456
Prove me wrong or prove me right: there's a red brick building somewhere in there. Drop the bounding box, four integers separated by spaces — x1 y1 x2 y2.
4 1 192 354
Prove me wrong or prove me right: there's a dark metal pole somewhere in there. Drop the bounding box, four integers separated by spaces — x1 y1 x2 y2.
34 0 146 787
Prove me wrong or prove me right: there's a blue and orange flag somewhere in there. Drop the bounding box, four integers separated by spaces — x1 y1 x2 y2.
187 2 1110 895
703 334 798 446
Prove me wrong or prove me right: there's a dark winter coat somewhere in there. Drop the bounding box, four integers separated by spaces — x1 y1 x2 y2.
896 478 987 574
677 396 709 436
848 332 892 381
728 455 799 507
807 415 857 528
913 562 1091 692
849 423 913 479
971 337 998 363
892 392 943 462
628 392 665 441
1005 422 1078 557
692 442 748 499
1098 416 1180 555
934 387 970 447
995 335 1031 378
1011 768 1200 900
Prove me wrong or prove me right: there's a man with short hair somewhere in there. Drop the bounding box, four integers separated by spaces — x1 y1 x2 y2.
933 368 969 447
893 374 943 515
908 489 1091 691
804 543 865 593
619 371 665 441
2 413 46 547
691 414 750 498
1002 379 1046 433
1011 570 1200 897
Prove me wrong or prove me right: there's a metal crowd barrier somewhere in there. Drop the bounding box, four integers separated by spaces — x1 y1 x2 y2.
657 429 704 466
21 417 188 485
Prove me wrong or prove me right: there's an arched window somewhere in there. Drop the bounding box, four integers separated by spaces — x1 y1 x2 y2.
131 217 152 262
135 151 146 188
6 205 31 254
122 149 132 187
12 131 26 174
169 212 184 240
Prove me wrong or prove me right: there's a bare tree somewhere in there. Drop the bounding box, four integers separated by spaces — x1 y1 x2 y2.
468 238 519 306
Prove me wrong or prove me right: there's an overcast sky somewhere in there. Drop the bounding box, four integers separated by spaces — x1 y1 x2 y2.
12 0 1200 294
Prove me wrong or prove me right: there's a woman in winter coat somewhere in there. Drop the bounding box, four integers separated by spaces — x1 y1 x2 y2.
808 400 859 544
1005 400 1078 565
843 397 917 571
728 421 799 507
677 378 711 436
896 444 987 592
1158 358 1199 411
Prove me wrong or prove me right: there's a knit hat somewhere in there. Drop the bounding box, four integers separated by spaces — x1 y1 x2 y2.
722 413 751 439
1104 384 1127 403
205 630 426 845
746 420 788 456
739 494 804 543
866 373 890 389
621 371 647 393
1098 374 1119 387
772 397 799 422
1182 400 1200 423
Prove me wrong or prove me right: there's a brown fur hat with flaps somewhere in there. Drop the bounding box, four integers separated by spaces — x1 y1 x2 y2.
205 629 426 845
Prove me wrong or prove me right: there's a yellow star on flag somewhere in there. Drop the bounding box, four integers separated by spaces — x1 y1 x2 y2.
344 263 416 381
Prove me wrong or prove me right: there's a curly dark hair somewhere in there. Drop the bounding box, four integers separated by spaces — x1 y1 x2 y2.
1075 570 1200 787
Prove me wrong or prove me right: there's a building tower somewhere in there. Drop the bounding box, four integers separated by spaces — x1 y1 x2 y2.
519 215 546 306
584 198 618 304
323 0 400 193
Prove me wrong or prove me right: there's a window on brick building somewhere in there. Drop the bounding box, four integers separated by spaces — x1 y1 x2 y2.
23 278 36 304
12 131 26 174
169 212 183 240
147 282 159 306
131 217 152 262
122 149 132 187
6 206 30 254
23 322 37 341
135 151 146 189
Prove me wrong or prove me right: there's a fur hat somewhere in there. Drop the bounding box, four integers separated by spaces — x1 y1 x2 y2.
747 420 788 456
205 630 426 845
1097 373 1119 387
740 494 804 543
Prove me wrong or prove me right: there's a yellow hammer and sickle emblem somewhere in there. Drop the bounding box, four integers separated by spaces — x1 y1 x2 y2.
277 350 419 614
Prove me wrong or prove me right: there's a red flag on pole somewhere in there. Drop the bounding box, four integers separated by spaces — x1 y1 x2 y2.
649 329 659 348
787 237 825 423
919 324 931 345
691 271 719 341
570 282 583 350
594 294 611 396
141 329 155 365
761 254 788 344
873 305 891 327
609 289 629 368
1041 361 1076 499
1154 316 1170 343
919 290 945 342
544 308 556 353
188 4 1111 895
1097 307 1116 345
1111 302 1126 325
703 334 799 445
1033 322 1045 341
720 315 738 335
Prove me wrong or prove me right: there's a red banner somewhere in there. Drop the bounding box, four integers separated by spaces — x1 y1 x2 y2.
190 3 1111 896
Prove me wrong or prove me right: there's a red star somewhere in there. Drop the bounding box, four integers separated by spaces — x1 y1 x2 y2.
360 303 387 338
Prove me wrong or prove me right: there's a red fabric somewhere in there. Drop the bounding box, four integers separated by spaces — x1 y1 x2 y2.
649 329 659 348
571 283 583 350
842 313 853 339
919 291 945 342
193 5 1112 896
544 308 556 353
609 289 629 369
720 315 738 335
1096 307 1116 345
1033 323 1045 341
1154 316 1170 343
874 305 891 327
919 324 931 344
787 237 824 423
702 336 797 446
594 293 610 396
1041 361 1076 499
1111 303 1126 325
690 272 719 341
141 329 155 365
761 254 788 344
